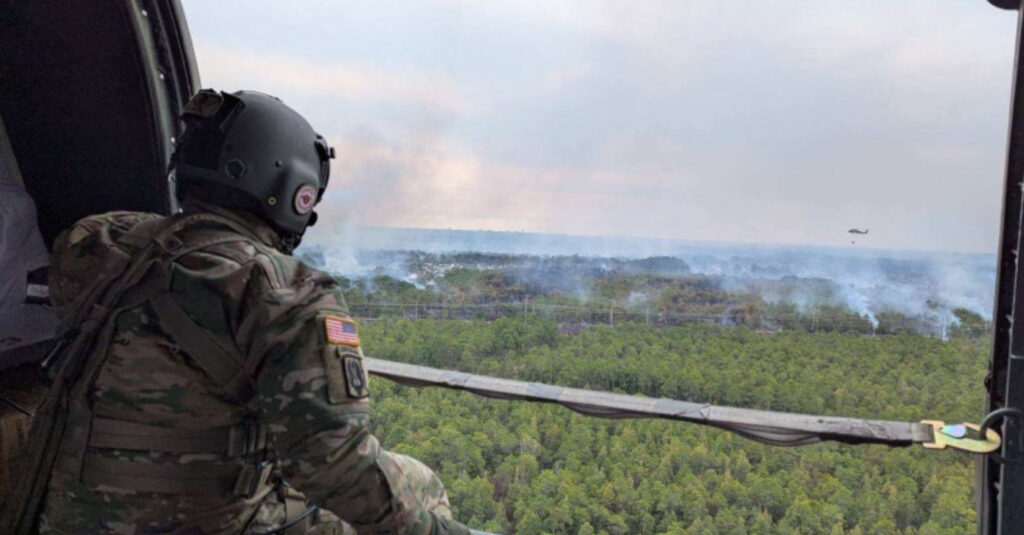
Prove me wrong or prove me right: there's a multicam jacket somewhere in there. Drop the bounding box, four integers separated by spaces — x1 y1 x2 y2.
36 206 468 535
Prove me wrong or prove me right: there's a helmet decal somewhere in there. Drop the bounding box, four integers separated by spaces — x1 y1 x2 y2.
294 184 318 214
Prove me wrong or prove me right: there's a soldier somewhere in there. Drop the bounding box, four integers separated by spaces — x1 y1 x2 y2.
5 90 473 535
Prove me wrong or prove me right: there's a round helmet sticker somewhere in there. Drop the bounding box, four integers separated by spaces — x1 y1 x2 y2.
294 184 318 214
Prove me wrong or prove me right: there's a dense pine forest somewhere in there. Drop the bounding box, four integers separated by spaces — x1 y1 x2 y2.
305 249 993 533
361 317 989 535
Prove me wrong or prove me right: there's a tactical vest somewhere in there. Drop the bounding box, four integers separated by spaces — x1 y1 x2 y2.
0 212 315 535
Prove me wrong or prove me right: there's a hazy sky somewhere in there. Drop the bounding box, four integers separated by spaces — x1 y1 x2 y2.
181 1 1018 253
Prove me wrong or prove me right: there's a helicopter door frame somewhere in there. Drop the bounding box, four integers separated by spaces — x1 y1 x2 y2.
984 2 1024 534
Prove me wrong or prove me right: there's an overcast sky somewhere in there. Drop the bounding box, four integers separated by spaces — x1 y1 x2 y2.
181 1 1018 253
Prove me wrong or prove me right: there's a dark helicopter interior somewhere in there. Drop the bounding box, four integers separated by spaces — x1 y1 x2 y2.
1 1 1024 534
0 1 193 248
0 1 197 496
0 1 195 361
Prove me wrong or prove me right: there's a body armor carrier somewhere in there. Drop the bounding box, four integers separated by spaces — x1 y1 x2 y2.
0 212 316 535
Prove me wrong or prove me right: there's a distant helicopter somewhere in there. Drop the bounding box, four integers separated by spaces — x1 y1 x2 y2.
848 228 868 245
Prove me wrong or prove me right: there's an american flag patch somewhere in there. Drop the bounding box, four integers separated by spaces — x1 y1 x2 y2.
324 316 360 347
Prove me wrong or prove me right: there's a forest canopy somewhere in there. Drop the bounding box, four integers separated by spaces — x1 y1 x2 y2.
362 317 988 535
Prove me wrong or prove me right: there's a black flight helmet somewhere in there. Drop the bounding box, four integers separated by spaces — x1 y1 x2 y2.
170 89 335 251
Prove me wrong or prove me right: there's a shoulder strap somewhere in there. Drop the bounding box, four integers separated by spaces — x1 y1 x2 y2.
149 292 255 402
142 216 260 402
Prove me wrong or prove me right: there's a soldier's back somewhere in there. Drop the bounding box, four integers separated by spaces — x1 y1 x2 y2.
39 210 332 534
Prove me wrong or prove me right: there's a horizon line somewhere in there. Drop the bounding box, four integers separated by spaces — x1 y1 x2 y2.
311 224 997 257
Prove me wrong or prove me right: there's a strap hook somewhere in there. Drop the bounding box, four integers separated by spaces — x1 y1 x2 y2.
979 407 1024 464
921 420 1001 453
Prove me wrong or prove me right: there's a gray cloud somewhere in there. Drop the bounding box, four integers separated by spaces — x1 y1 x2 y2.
182 1 1016 253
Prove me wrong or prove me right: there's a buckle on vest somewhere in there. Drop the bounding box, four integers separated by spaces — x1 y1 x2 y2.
234 460 274 498
228 421 268 457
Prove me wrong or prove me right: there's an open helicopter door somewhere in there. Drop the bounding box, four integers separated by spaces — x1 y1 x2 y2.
0 0 198 496
0 0 198 367
985 1 1024 534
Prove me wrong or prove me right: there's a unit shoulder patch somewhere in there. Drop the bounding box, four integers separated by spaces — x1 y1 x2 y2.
321 345 370 403
342 354 369 399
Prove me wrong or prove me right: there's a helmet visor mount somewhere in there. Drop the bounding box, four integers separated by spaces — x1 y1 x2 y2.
314 135 333 201
304 134 335 230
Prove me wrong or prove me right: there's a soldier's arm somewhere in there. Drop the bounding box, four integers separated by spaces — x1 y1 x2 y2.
248 290 469 535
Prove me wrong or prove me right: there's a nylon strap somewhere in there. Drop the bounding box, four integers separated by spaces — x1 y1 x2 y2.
281 486 311 535
149 292 255 402
88 417 267 456
80 450 277 497
81 454 242 494
363 358 935 447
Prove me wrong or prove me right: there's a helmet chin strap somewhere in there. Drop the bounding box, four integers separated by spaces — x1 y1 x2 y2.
278 211 316 254
280 233 302 254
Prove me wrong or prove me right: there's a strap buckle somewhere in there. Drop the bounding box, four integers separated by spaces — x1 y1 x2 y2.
228 421 268 457
234 460 275 498
39 328 78 376
921 420 1001 453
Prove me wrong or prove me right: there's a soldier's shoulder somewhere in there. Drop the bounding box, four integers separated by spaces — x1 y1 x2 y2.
244 242 333 286
50 211 165 312
59 211 163 250
183 237 342 312
252 248 349 315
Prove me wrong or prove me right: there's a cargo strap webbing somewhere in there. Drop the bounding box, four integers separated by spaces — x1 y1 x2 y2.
364 358 936 448
81 454 276 498
280 485 313 535
81 454 244 495
89 417 267 457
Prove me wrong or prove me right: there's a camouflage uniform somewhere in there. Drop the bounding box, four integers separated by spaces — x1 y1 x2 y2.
36 204 469 535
